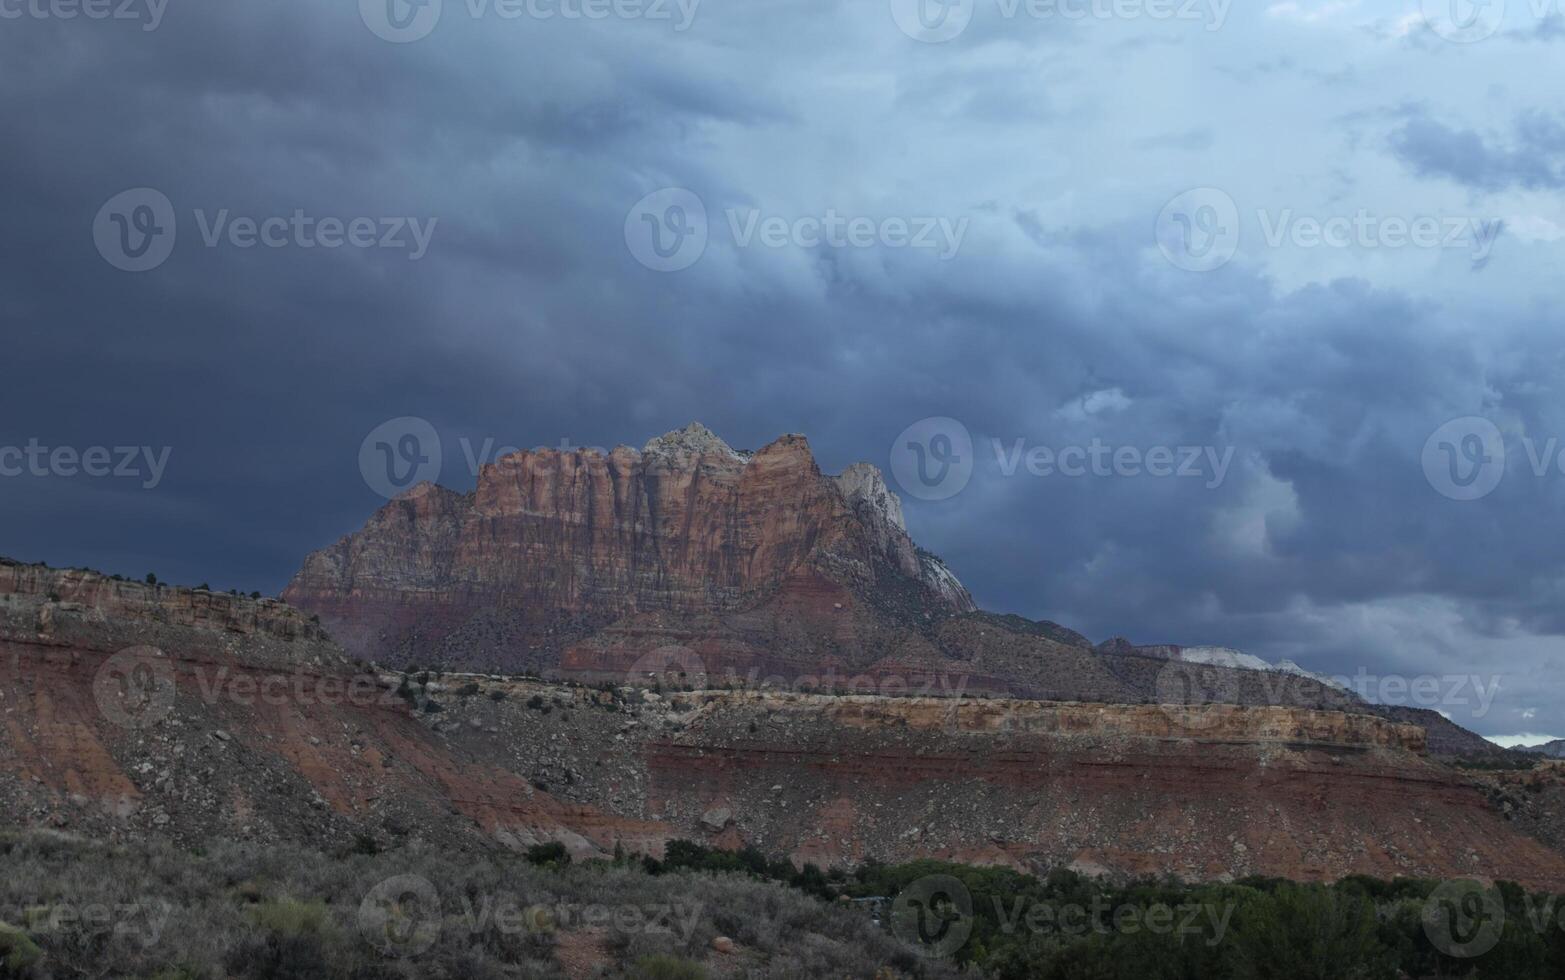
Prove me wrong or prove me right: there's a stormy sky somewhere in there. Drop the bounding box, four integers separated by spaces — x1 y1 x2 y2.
3 0 1564 743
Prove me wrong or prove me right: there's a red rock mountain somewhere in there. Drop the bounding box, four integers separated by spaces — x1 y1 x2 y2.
284 425 975 674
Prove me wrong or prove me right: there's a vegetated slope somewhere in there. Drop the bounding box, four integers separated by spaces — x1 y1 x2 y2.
0 829 957 979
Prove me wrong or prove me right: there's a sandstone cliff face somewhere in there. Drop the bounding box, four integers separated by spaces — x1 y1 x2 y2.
0 559 335 667
284 425 975 669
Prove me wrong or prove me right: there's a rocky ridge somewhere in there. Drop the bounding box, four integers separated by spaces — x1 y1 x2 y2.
6 560 1565 888
284 425 975 673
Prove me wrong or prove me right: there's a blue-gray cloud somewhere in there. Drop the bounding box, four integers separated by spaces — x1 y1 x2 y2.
2 3 1564 740
1391 110 1565 190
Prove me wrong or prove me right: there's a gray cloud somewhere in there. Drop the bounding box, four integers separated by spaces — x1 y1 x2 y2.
2 4 1565 739
1391 110 1565 190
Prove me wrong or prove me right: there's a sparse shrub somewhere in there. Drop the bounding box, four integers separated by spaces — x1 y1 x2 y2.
247 898 332 938
525 842 571 869
632 954 707 979
0 923 42 977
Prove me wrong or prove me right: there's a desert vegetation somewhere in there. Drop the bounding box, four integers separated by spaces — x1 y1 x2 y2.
0 831 954 979
2 829 1561 978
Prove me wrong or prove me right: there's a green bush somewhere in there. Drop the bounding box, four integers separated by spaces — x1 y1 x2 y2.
247 898 333 938
0 923 42 978
526 841 571 869
632 953 708 979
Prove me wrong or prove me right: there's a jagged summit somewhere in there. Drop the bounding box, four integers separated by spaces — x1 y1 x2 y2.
641 422 748 460
285 423 975 670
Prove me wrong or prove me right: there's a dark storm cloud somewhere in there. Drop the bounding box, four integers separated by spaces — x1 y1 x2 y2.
1390 109 1565 190
2 3 1564 739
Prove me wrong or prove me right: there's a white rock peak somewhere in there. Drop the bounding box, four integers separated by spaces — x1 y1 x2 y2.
642 423 745 460
835 462 907 532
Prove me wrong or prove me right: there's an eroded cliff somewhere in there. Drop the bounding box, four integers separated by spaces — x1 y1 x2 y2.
283 425 975 672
